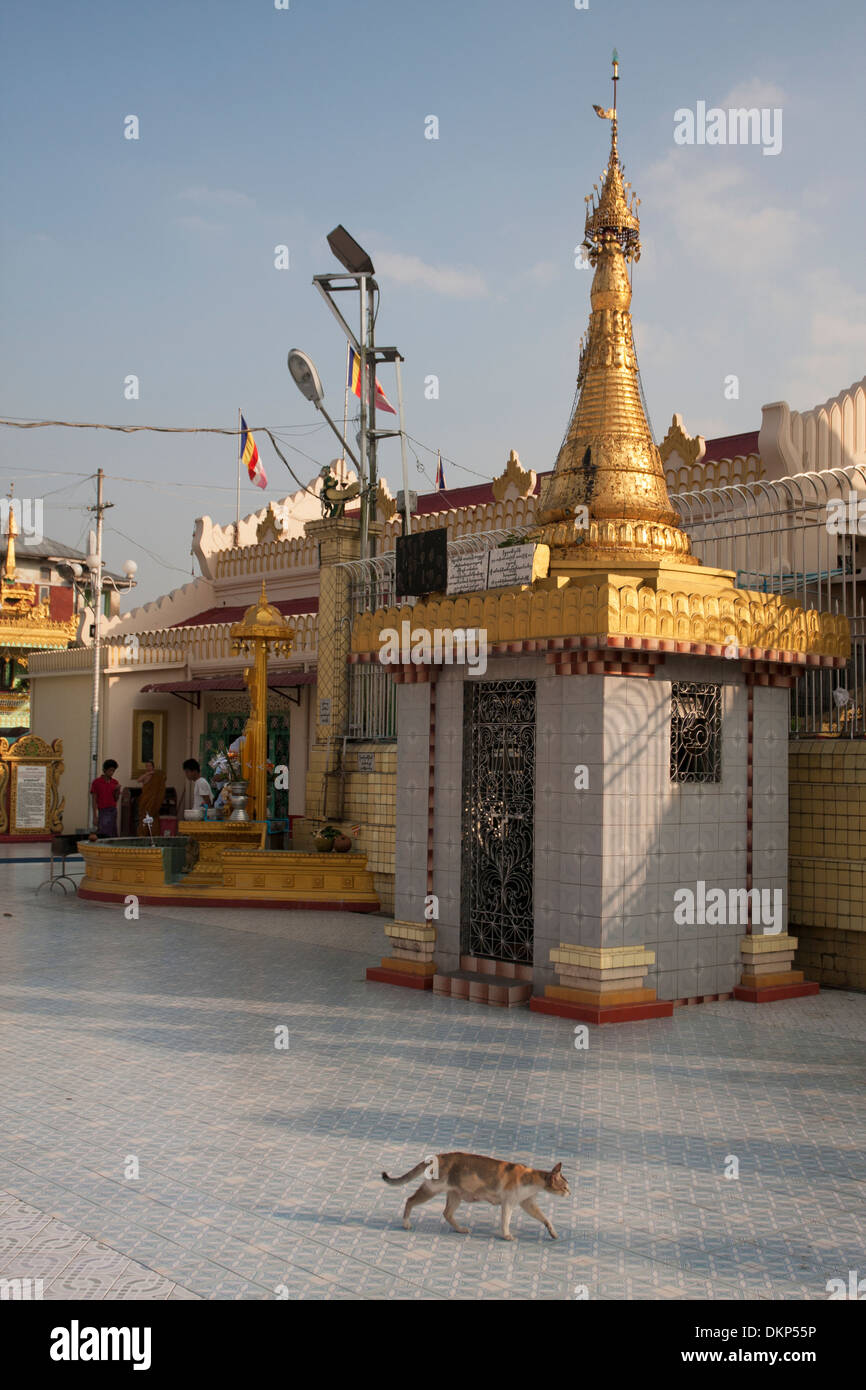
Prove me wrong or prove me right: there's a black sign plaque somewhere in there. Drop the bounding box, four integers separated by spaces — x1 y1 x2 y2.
395 528 448 598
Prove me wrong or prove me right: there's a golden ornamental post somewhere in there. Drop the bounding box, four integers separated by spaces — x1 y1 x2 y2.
229 582 294 822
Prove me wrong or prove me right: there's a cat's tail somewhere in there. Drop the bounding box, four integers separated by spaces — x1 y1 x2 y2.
382 1160 429 1186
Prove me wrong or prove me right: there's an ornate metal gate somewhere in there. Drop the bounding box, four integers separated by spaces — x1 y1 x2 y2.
460 679 535 963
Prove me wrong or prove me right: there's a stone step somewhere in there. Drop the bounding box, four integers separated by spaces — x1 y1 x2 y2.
433 969 532 1008
459 954 533 981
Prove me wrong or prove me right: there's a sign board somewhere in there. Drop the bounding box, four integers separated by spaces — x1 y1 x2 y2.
395 528 448 598
14 764 47 830
447 551 488 595
487 543 539 590
318 698 332 725
357 752 375 773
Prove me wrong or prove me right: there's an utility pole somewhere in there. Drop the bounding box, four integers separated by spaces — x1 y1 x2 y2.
365 278 377 559
358 276 369 561
87 469 113 820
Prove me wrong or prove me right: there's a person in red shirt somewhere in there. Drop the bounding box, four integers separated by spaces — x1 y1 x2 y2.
91 759 120 837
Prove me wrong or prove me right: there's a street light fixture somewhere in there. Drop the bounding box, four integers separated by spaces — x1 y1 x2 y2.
295 226 414 555
287 349 325 405
286 349 362 473
326 225 375 276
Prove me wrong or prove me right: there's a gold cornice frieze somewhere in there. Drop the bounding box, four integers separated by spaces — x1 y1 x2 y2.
350 578 850 663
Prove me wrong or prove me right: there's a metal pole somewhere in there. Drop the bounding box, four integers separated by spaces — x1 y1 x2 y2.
87 469 108 821
235 407 242 546
367 281 377 557
394 355 412 535
358 275 369 560
342 340 350 464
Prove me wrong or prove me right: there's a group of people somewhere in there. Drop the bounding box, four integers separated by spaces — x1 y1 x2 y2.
89 758 214 838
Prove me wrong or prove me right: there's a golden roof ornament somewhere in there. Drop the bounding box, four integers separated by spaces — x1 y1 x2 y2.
537 52 697 569
230 580 294 655
3 483 18 583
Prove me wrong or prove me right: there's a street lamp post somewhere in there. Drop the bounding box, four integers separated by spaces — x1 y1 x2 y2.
290 225 412 556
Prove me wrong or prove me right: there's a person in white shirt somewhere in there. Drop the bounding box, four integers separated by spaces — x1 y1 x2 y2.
182 759 213 813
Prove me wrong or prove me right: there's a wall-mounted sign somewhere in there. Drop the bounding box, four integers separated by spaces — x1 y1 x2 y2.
395 528 448 598
487 543 542 589
318 698 332 725
14 764 47 830
447 552 489 595
357 751 375 773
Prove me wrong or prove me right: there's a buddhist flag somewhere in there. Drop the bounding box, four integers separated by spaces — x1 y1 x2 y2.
435 452 446 491
241 415 267 490
347 347 396 414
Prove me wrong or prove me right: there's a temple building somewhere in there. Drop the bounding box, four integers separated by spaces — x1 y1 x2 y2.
351 60 847 1015
0 496 129 733
23 64 859 1002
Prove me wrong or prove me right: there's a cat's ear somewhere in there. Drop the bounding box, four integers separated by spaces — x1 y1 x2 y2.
552 1162 562 1174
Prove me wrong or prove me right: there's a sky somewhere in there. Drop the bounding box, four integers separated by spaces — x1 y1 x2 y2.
1 0 865 606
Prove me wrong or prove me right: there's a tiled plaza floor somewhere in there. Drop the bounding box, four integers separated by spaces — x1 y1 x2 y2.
0 859 864 1300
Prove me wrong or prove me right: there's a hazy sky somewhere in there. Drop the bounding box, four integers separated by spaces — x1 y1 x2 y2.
2 0 864 605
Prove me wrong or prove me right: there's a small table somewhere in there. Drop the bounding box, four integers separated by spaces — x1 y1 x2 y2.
36 832 86 895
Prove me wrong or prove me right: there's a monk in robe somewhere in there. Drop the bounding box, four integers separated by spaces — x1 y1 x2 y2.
137 760 166 835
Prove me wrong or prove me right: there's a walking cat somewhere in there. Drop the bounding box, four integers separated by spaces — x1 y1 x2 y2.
382 1152 570 1240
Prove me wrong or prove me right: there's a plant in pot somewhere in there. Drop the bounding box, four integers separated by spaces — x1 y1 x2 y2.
333 830 352 852
314 824 339 853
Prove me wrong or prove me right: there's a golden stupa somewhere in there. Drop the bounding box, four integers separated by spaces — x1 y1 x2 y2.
537 54 701 582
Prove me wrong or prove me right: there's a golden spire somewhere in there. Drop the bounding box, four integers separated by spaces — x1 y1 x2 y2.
2 483 18 583
538 53 695 567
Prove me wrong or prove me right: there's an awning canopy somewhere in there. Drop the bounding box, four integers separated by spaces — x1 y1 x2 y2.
139 671 316 707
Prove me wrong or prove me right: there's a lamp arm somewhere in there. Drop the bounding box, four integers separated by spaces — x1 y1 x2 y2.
315 402 363 475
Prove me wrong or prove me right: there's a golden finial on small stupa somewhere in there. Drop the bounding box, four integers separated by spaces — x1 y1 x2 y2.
2 482 18 582
536 52 695 564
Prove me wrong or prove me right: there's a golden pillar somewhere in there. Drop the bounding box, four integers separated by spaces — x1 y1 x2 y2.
229 583 294 821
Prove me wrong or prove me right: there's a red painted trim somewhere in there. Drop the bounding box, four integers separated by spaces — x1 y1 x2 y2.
77 888 379 912
367 965 434 991
0 833 53 843
733 981 820 1004
529 997 674 1025
359 636 846 678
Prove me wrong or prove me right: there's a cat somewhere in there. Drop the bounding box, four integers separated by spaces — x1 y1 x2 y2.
382 1152 570 1241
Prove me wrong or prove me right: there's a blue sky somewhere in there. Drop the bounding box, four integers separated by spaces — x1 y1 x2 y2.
1 0 864 604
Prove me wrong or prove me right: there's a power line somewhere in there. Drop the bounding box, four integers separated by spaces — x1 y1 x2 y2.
106 524 194 579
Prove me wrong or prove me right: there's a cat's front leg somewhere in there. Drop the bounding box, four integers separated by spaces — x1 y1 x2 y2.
521 1196 558 1239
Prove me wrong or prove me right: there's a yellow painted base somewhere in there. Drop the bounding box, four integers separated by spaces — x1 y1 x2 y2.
77 840 380 911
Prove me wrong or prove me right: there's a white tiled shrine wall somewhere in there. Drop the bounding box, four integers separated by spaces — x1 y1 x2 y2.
394 656 790 1001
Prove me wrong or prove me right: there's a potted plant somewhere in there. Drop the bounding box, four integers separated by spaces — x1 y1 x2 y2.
314 824 339 852
333 831 352 852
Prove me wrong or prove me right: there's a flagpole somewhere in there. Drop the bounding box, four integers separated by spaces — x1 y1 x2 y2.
235 407 242 546
342 341 350 477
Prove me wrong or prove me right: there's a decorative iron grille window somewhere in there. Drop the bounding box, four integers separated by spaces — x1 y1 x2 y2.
347 663 397 741
670 682 721 783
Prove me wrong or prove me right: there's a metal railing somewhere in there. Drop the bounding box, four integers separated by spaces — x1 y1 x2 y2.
672 464 866 737
338 526 534 618
340 527 533 740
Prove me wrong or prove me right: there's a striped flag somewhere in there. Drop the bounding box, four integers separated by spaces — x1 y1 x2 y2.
348 347 396 415
434 452 446 491
241 415 267 490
